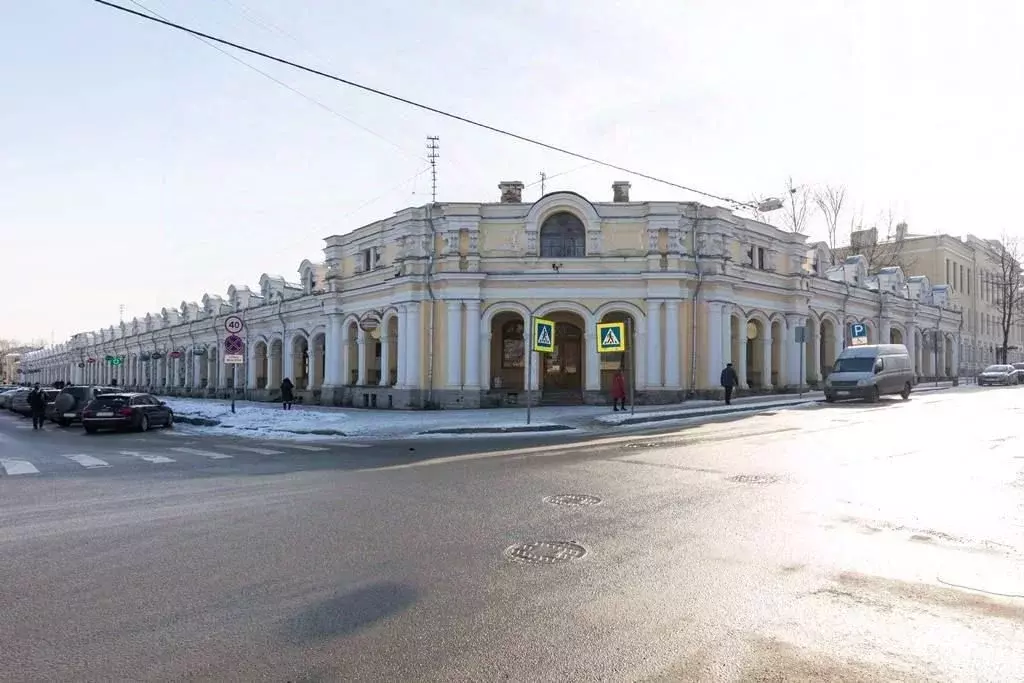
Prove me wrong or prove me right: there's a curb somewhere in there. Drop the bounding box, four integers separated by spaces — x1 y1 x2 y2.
601 399 822 427
418 424 576 435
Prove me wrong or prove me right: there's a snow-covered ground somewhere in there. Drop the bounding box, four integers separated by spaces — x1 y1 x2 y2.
163 392 833 442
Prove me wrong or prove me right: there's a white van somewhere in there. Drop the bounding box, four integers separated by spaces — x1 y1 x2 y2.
824 344 914 403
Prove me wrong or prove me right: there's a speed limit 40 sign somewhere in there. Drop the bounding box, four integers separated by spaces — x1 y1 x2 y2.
224 315 244 335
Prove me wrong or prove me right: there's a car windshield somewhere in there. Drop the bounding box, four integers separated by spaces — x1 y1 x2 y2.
983 365 1011 373
833 357 876 373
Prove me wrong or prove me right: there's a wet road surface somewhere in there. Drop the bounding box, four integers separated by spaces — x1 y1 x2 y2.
1 388 1021 681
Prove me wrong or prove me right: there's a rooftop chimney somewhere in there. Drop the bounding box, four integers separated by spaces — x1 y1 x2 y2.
612 180 631 202
895 222 908 241
498 181 524 203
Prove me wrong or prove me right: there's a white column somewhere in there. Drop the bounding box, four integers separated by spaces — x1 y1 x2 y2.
445 300 463 388
664 299 681 389
721 308 733 366
646 299 662 388
394 308 407 387
585 330 600 391
282 335 293 384
404 303 421 388
465 300 481 390
762 332 773 389
787 317 804 386
952 336 960 377
905 328 916 378
705 303 723 388
326 314 344 385
811 324 822 381
379 333 392 387
192 353 203 389
356 327 368 386
737 325 749 389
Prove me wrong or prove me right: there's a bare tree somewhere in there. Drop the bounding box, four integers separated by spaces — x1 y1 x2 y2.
813 184 847 264
748 197 777 226
989 236 1024 364
846 208 915 275
783 176 812 234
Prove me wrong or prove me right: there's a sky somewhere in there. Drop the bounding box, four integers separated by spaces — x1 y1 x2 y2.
3 0 1022 343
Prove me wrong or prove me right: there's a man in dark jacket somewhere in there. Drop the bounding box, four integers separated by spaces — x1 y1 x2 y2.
720 363 739 405
280 377 295 411
28 383 47 430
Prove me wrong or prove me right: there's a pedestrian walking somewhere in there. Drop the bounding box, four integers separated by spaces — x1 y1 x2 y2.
28 383 47 430
280 377 294 411
610 368 627 412
720 362 739 405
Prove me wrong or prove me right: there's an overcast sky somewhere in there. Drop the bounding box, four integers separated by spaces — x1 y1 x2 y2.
4 0 1022 342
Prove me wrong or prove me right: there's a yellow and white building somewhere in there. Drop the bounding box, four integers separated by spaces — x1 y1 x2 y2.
22 182 964 408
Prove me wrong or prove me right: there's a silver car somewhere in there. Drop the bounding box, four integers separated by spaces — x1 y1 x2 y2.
977 364 1016 386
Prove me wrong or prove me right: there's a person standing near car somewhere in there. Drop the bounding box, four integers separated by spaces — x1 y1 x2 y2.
28 383 46 430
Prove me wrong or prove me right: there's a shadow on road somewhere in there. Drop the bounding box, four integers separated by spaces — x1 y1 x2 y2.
281 581 418 643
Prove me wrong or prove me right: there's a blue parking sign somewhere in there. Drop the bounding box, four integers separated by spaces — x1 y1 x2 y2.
850 322 868 346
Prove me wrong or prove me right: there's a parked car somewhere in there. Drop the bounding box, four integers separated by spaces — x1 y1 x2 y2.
977 364 1017 386
0 388 22 409
10 388 58 416
81 393 174 434
824 343 915 403
51 385 120 427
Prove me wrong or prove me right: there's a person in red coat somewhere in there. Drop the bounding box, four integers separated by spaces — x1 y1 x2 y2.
611 369 627 411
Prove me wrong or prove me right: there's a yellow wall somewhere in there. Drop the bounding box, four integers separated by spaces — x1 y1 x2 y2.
601 223 644 255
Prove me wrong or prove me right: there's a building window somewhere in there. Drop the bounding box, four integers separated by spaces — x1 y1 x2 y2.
757 247 766 270
967 269 971 295
539 212 586 258
959 264 964 292
501 321 525 369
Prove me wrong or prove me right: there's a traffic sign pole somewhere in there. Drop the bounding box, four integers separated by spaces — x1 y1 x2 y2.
627 317 635 416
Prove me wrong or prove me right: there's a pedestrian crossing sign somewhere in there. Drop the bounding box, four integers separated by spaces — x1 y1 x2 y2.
533 317 555 353
596 322 626 353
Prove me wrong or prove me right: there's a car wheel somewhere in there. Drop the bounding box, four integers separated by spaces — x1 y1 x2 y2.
901 383 911 400
138 414 149 433
867 386 880 403
825 395 835 403
84 426 97 435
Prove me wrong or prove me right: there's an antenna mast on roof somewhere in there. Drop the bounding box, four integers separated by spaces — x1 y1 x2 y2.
426 136 440 204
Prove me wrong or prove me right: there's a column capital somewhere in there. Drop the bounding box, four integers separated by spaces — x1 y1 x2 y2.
446 300 463 311
464 299 481 310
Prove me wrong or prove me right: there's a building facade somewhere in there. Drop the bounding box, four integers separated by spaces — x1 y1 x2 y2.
839 229 1024 372
22 182 964 408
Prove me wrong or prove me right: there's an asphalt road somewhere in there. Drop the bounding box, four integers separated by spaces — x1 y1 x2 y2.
1 388 1022 681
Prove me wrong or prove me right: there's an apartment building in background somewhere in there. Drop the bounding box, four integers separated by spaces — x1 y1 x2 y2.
839 227 1023 371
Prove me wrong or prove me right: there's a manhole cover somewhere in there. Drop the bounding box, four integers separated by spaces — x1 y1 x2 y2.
504 541 587 565
727 474 780 485
543 493 602 506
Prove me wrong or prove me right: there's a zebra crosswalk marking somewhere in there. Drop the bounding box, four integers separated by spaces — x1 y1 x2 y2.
62 454 111 469
119 450 175 464
274 444 328 452
1 459 39 475
220 445 284 455
169 447 233 460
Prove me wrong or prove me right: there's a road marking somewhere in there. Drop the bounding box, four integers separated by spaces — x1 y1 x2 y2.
220 445 284 455
336 442 371 448
62 454 111 469
169 447 233 460
1 459 40 475
14 425 32 430
273 444 328 452
119 450 175 464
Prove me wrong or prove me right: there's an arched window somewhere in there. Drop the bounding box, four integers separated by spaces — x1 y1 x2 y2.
539 212 586 258
501 320 525 368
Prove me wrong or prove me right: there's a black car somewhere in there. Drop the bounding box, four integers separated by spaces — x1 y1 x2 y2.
51 385 120 426
81 393 174 434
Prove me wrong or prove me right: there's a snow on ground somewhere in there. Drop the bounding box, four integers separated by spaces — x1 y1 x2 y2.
164 397 589 441
163 392 831 441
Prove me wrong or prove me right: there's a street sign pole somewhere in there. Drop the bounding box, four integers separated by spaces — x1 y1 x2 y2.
525 312 533 425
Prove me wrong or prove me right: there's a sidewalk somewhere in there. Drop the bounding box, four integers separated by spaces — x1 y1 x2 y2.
164 381 960 441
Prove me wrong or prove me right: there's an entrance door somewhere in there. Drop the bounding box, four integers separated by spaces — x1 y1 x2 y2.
542 323 583 393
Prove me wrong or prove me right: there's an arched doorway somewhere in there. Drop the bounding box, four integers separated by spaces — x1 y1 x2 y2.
309 333 326 388
540 310 587 402
253 341 268 389
489 312 526 392
890 327 904 345
292 335 309 389
819 319 837 379
770 319 785 387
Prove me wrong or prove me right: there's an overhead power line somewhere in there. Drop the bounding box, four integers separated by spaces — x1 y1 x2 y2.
124 0 425 163
93 0 753 208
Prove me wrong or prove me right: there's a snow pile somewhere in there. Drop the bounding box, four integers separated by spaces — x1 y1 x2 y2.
593 395 822 425
164 397 580 440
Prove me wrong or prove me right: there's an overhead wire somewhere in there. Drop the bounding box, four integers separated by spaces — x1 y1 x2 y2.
125 0 426 163
94 0 755 209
